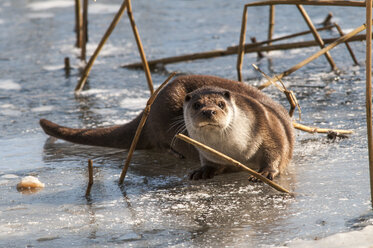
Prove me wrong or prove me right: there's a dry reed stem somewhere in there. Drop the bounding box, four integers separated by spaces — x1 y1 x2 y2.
228 24 335 51
244 0 365 8
236 0 362 81
176 134 293 195
321 12 333 26
85 159 93 196
251 37 264 58
126 0 154 95
365 0 373 207
119 73 176 185
74 0 82 48
64 57 71 77
252 64 301 119
334 23 359 65
258 23 367 90
277 77 301 120
75 0 128 93
123 30 364 69
81 0 88 62
292 122 353 134
268 5 275 47
296 4 337 70
237 6 248 82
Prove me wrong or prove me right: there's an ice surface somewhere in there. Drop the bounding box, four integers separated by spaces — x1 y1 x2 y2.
0 1 372 247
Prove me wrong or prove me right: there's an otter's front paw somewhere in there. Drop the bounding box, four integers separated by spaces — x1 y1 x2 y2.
248 167 278 182
189 166 216 180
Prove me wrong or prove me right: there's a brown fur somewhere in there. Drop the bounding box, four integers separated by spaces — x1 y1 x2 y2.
40 75 294 180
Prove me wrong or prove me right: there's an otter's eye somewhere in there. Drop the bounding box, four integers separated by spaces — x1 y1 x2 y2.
218 101 225 109
193 102 201 110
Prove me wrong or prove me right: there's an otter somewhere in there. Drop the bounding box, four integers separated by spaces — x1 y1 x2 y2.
40 75 294 180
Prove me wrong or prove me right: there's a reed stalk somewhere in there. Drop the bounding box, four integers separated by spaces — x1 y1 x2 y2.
334 23 359 65
244 0 365 8
85 159 93 196
74 0 82 48
176 133 293 195
228 25 335 51
292 122 353 134
118 73 176 185
81 0 88 62
123 27 364 69
75 0 128 93
366 0 373 207
268 5 275 47
321 12 333 26
237 6 248 82
251 37 264 58
126 0 154 94
258 23 367 90
296 4 337 70
64 57 71 77
252 64 301 119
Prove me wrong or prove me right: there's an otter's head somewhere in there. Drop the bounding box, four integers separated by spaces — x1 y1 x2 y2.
183 87 234 133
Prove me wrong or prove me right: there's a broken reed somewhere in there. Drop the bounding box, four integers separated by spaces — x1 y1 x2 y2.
176 134 293 195
75 0 153 95
296 4 337 70
118 73 176 185
236 0 367 83
81 0 88 62
334 23 359 65
126 0 154 94
366 0 373 207
75 0 128 93
123 31 365 70
74 0 82 48
292 122 353 135
258 23 367 90
85 159 93 196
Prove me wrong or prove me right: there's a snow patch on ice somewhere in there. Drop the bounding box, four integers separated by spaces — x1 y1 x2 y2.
88 3 120 15
31 106 54 112
0 110 22 117
0 80 21 90
120 97 147 110
276 225 373 248
90 108 118 116
27 12 54 19
28 0 74 11
43 65 65 71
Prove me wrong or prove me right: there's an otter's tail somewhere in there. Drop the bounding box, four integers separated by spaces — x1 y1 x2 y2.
39 116 149 149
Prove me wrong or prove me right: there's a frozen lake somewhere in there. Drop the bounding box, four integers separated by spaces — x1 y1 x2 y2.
0 0 372 247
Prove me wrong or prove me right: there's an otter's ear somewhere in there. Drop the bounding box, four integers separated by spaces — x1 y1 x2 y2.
185 94 191 102
223 91 230 99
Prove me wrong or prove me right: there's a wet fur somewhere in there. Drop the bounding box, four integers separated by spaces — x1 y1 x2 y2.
40 75 294 180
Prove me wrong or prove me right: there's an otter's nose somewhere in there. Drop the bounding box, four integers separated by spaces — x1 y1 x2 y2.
202 110 216 118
